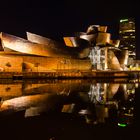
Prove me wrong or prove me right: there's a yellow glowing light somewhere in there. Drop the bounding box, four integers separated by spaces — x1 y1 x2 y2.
123 30 135 32
123 36 129 38
63 37 73 47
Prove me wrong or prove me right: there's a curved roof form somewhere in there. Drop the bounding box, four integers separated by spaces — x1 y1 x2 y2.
63 37 90 47
27 32 90 48
115 50 129 66
26 32 64 47
0 32 90 58
26 32 91 58
96 33 111 46
79 34 97 42
108 50 122 70
1 32 57 57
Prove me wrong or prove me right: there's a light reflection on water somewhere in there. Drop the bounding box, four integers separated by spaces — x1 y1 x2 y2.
0 79 137 126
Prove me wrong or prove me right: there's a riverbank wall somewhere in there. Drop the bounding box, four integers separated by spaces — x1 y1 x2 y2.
0 70 139 79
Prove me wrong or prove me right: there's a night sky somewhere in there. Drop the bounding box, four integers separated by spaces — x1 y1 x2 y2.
0 0 139 57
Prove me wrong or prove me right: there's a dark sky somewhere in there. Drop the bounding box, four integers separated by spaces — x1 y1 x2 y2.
0 0 139 57
0 0 138 36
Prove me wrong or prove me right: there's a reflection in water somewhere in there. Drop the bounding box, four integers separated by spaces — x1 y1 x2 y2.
0 79 137 127
86 82 135 125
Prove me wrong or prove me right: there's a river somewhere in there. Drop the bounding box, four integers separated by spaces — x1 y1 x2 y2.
0 78 139 140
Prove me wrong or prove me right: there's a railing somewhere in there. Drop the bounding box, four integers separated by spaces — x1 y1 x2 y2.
0 70 140 79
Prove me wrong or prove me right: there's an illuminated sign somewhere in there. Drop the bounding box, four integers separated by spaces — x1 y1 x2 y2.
120 19 128 23
118 123 127 127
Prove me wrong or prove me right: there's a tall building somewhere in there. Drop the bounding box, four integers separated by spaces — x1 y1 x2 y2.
119 18 136 65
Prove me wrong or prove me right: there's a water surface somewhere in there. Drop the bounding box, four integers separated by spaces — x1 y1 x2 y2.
0 79 139 140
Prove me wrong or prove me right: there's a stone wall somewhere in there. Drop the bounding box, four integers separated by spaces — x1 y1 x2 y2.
0 53 91 72
23 56 91 72
0 55 23 72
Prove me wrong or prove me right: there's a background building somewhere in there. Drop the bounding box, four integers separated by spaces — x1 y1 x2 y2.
119 18 136 65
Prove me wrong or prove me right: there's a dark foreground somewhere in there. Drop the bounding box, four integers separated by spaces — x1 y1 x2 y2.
0 112 139 140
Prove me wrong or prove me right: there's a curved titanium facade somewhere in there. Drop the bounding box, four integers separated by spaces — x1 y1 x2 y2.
26 32 90 58
96 33 111 46
63 37 89 47
1 32 54 57
0 24 130 72
1 32 90 59
115 50 129 69
108 50 122 70
26 32 56 45
79 34 97 43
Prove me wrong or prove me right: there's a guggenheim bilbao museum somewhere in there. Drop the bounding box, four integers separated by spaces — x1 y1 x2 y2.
0 25 129 72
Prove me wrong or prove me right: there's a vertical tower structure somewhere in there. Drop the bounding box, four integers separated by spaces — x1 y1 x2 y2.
119 18 136 65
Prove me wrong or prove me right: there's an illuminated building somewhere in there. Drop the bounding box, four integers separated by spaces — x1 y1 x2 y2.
119 18 136 65
0 25 130 72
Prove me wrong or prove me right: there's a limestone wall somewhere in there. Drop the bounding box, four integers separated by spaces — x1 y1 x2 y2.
23 56 91 72
0 55 23 72
0 53 91 72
